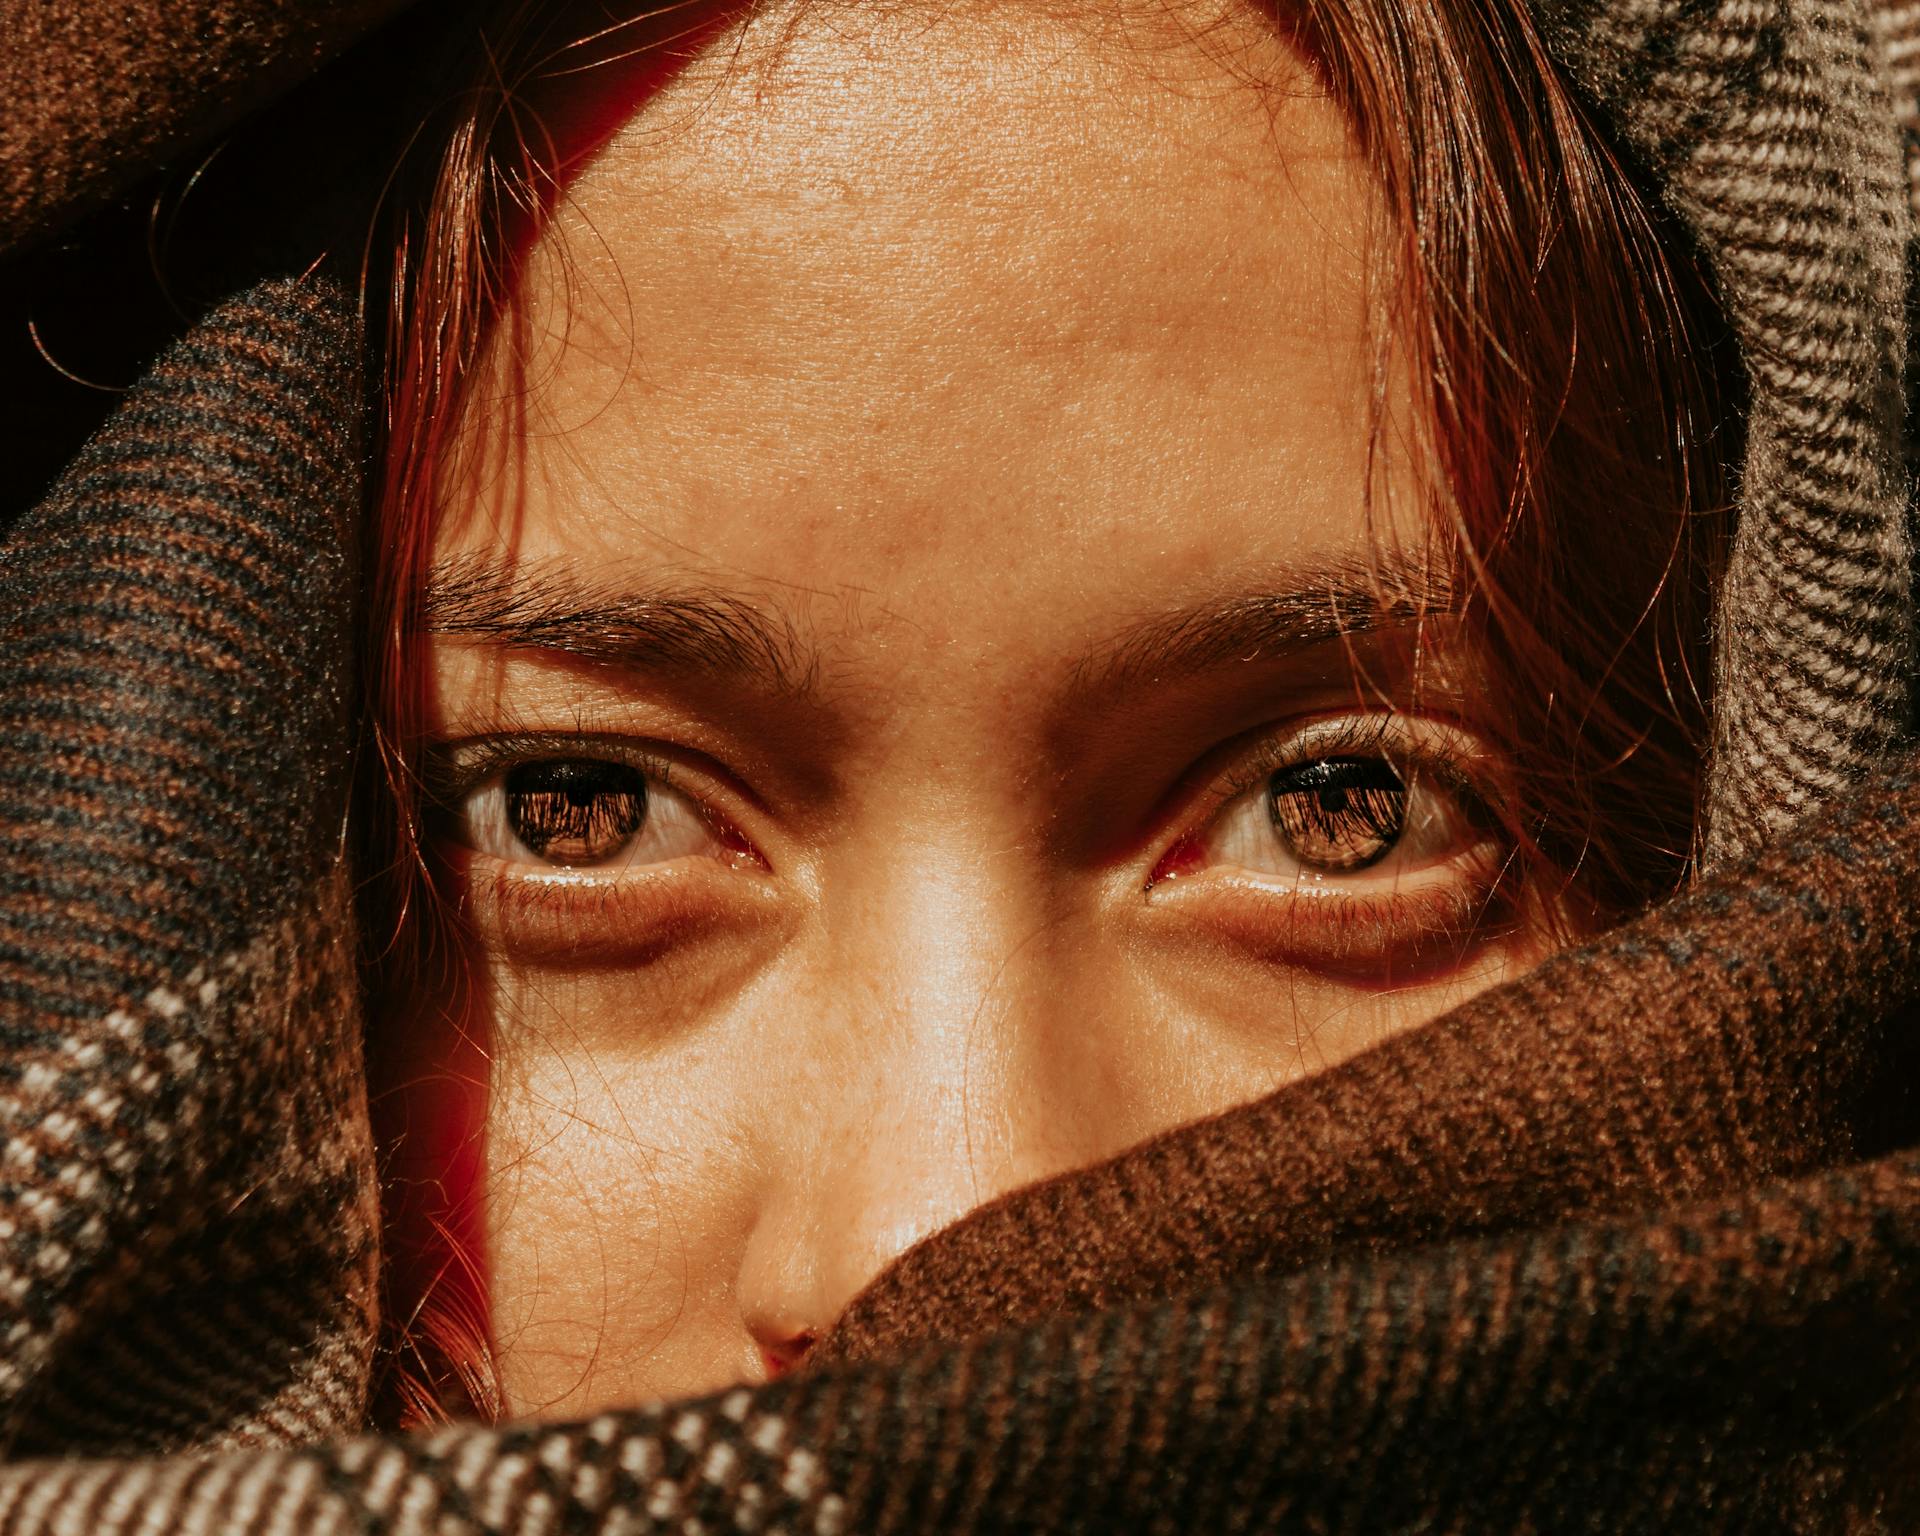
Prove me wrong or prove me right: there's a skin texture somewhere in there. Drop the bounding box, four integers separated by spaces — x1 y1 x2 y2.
399 0 1553 1417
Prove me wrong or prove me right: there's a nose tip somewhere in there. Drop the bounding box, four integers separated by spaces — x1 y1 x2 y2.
733 894 1062 1381
754 1326 818 1380
737 1181 986 1381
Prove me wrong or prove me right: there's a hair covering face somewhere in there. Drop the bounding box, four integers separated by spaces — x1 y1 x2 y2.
0 1 1918 1531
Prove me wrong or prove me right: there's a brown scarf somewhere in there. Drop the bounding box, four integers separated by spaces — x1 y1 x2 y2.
1 1 1918 1531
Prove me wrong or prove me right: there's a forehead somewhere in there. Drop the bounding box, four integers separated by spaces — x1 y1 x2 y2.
439 0 1421 651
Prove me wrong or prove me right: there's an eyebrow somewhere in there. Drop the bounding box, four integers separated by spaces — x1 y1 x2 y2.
424 548 1456 702
423 557 816 696
1076 549 1457 695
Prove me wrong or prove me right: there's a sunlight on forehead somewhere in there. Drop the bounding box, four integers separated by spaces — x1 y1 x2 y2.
539 0 1380 380
439 0 1424 675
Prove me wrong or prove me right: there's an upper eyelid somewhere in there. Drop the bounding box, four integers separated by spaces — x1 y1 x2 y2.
1202 715 1397 808
1196 712 1492 819
424 733 681 804
421 729 797 882
439 749 707 873
422 716 1500 856
425 735 765 874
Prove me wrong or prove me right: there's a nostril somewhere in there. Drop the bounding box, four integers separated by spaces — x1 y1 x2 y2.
760 1329 817 1380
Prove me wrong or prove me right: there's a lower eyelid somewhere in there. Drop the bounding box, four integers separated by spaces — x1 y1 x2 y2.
1143 853 1511 984
448 853 786 967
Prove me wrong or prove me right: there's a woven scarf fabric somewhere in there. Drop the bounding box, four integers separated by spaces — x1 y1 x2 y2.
1536 0 1914 866
0 282 379 1459
0 0 414 254
1 0 1917 1532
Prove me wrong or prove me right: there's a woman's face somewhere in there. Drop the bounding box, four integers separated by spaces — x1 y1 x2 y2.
401 0 1551 1415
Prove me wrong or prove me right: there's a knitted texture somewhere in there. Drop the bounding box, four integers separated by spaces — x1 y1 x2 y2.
0 0 413 253
0 280 378 1456
1879 2 1920 204
2 1150 1919 1536
0 0 1918 1532
1536 0 1915 866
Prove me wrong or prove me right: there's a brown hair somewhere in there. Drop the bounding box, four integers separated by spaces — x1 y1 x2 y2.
1292 0 1737 906
360 0 1737 1424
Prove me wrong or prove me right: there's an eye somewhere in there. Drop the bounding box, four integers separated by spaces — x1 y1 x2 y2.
1165 716 1501 889
459 757 729 871
1266 755 1407 872
1147 717 1515 981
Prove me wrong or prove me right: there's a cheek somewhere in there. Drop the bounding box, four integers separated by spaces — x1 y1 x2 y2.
483 988 765 1416
1118 924 1549 1097
435 846 1559 1416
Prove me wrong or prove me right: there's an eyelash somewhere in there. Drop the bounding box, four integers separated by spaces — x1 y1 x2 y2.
1200 713 1484 818
430 732 682 795
424 732 760 876
423 731 773 960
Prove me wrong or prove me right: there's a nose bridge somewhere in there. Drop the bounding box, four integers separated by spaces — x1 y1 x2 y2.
739 841 1058 1345
816 1012 1007 1307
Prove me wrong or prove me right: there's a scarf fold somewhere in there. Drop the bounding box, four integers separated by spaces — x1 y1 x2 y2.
1 0 1919 1531
4 988 1920 1530
0 280 378 1460
1536 0 1915 866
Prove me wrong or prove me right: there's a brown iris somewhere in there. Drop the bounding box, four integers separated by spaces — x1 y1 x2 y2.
1267 756 1406 871
504 760 649 865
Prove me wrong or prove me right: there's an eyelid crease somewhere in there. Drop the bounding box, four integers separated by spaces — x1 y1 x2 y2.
1138 709 1509 891
426 731 776 881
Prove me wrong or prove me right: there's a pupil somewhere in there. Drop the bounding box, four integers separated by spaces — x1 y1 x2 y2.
1268 756 1406 872
505 760 648 865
